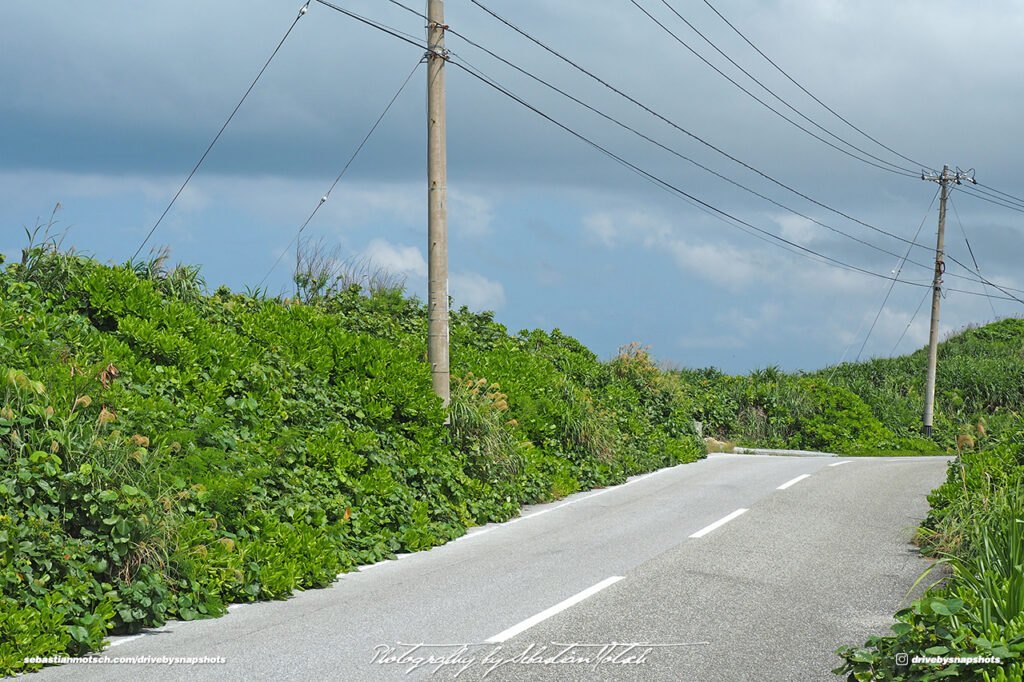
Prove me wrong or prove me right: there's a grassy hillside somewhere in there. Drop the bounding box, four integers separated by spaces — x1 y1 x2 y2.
2 241 1021 678
823 319 1024 445
831 323 1024 680
670 319 1024 457
0 245 704 673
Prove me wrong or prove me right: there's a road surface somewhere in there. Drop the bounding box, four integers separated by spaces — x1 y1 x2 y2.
29 453 950 681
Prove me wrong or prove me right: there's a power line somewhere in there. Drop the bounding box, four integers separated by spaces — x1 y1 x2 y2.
634 0 919 177
317 1 1022 305
468 0 944 259
385 0 427 20
828 189 936 378
957 184 1024 214
890 287 931 355
943 240 1024 305
132 2 311 261
657 0 919 174
447 55 1022 304
939 189 1024 301
313 0 427 51
854 188 939 361
974 180 1024 207
442 20 946 279
257 58 423 289
949 194 999 318
439 6 1006 294
698 0 934 173
966 183 1024 210
446 54 940 289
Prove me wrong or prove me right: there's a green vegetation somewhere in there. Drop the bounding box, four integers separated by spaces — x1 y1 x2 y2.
830 322 1024 681
823 320 1024 448
0 244 703 674
677 319 1024 457
2 234 1022 679
834 423 1024 681
656 320 1024 680
677 366 937 456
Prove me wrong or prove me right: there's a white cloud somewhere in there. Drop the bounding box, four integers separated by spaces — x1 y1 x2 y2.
359 239 504 310
583 208 766 290
582 210 672 248
774 214 817 244
583 213 619 247
665 239 762 291
451 272 506 311
362 239 427 278
449 190 494 237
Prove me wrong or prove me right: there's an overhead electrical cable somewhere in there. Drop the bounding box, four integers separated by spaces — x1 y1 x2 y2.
440 18 979 282
315 0 1021 304
949 195 999 318
468 0 944 258
656 0 919 174
698 0 934 173
941 188 1024 303
385 0 427 20
964 184 1024 210
395 0 999 292
445 55 956 290
957 185 1024 215
890 288 931 355
448 56 1020 303
257 58 423 290
633 0 918 177
313 0 427 51
132 2 311 260
974 180 1024 207
944 255 1024 302
944 251 1024 301
854 188 938 362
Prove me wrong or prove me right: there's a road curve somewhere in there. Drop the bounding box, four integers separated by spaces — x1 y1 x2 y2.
29 453 950 681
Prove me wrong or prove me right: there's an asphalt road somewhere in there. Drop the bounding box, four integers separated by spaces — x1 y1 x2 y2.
28 453 950 681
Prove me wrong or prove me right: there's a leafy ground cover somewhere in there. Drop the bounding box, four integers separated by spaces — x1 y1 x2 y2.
830 322 1024 680
678 319 1024 457
0 245 704 674
677 366 938 456
2 237 1021 679
834 421 1024 681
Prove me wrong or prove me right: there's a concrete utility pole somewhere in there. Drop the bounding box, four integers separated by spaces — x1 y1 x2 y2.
426 0 449 406
921 165 975 436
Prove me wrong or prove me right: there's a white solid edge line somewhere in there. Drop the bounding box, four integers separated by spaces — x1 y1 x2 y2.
107 634 146 648
344 464 686 577
777 473 812 490
829 460 852 467
689 508 748 538
450 466 671 545
485 576 625 644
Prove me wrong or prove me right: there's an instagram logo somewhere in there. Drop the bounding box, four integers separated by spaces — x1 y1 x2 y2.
895 653 909 666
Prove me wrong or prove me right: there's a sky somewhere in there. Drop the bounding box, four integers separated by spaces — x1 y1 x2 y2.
2 0 1023 374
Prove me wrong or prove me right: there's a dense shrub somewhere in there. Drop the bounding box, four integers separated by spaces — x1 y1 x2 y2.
0 247 704 674
835 417 1024 680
